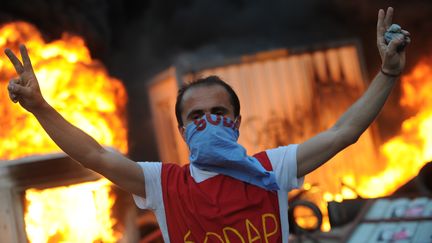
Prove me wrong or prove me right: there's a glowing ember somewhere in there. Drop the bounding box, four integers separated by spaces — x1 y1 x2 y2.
0 22 128 160
25 179 119 243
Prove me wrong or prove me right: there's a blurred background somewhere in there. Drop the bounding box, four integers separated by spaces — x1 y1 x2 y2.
0 0 430 160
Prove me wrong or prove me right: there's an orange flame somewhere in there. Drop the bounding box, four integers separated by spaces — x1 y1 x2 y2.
0 22 126 242
319 59 432 201
0 22 128 160
310 58 432 232
25 179 119 243
353 58 432 197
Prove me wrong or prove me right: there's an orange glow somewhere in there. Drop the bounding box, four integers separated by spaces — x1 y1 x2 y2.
308 58 432 232
25 179 119 243
0 22 128 160
293 205 319 230
353 58 432 197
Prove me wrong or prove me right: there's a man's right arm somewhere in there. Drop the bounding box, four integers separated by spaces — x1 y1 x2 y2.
33 103 145 197
5 45 146 198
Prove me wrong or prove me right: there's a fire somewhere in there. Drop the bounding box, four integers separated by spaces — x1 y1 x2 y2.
0 21 128 160
316 58 432 231
0 22 126 242
25 179 119 243
353 58 432 197
307 58 432 232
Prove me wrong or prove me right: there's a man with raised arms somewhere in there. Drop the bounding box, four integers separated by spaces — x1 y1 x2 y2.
5 7 410 242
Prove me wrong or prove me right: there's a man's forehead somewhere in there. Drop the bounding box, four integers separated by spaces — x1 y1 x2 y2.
183 85 228 101
182 85 233 111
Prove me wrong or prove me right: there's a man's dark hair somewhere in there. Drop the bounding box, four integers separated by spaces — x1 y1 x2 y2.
175 75 240 126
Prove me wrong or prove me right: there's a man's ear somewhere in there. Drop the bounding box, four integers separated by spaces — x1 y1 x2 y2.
235 115 242 129
178 125 186 142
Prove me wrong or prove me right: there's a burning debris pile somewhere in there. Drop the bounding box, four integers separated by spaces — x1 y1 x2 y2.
0 21 128 160
342 57 432 198
0 22 129 242
310 56 432 231
25 179 119 243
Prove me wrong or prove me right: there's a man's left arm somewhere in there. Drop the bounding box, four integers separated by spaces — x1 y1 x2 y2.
296 7 411 178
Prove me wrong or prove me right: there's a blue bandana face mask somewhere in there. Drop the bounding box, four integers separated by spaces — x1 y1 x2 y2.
185 114 279 191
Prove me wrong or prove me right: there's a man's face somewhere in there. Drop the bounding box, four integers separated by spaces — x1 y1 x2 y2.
179 84 240 138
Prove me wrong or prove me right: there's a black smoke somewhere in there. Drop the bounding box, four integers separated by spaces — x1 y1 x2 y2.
1 0 431 160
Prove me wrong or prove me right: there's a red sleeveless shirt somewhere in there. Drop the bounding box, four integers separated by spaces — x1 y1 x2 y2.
160 151 282 242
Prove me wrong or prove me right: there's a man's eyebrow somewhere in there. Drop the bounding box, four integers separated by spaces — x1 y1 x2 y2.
211 106 229 112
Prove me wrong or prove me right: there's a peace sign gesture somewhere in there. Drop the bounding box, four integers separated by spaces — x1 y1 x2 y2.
377 7 411 76
4 44 46 112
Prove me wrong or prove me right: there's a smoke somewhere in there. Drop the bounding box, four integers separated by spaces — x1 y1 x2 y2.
0 0 115 57
1 0 431 159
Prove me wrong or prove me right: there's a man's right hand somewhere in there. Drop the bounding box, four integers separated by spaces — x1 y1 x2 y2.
5 44 47 112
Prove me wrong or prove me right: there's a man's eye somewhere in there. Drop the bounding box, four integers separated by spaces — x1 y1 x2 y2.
192 114 202 119
213 111 225 115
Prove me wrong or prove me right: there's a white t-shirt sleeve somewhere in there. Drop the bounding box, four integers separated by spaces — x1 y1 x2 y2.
266 144 304 192
132 162 163 210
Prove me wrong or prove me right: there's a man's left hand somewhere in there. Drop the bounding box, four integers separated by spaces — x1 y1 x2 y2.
377 7 411 76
